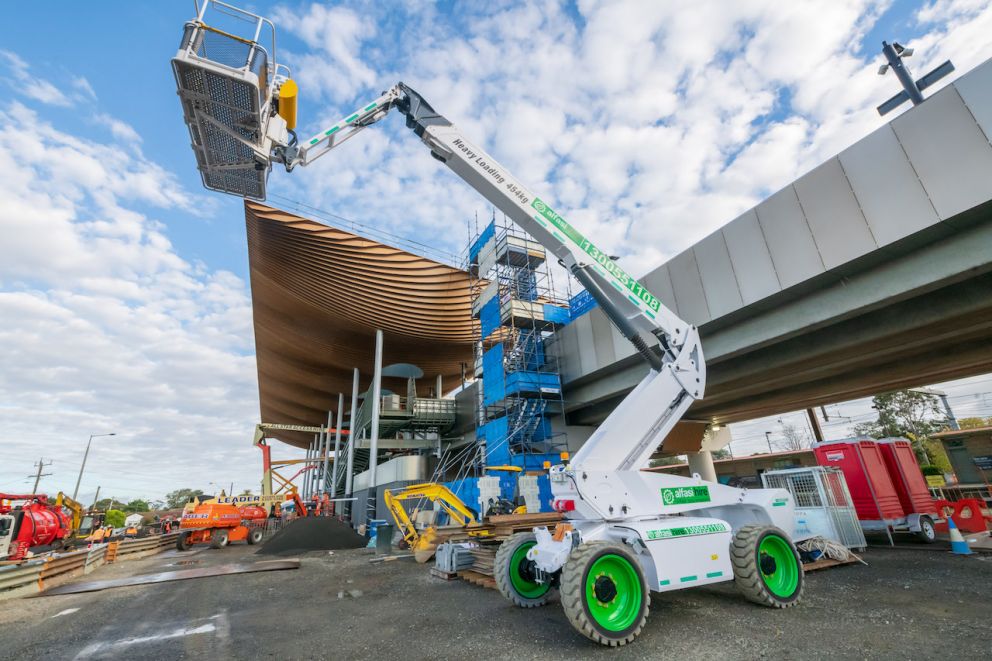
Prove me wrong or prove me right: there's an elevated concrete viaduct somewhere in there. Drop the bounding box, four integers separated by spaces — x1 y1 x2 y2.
553 57 992 429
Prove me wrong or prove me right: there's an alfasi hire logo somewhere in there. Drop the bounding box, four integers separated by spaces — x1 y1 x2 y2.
660 486 710 505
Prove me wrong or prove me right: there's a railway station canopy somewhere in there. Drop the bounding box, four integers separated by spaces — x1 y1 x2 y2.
245 202 475 448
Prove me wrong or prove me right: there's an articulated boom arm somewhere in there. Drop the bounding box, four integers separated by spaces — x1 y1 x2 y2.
278 84 706 471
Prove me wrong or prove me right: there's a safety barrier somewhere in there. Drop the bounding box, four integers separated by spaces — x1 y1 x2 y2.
113 532 181 560
933 498 992 534
0 559 46 599
0 532 180 600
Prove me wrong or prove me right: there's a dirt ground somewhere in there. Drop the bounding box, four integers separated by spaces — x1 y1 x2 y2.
2 542 989 660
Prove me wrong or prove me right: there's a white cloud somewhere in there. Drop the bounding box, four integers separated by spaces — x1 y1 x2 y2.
0 49 73 107
272 0 992 279
0 95 263 500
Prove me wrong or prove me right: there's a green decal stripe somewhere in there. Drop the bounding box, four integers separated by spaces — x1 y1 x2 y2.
680 575 697 583
659 579 670 586
773 501 787 507
309 138 319 145
531 198 661 312
363 103 377 111
345 113 359 122
551 231 566 243
324 126 340 136
645 522 729 540
706 571 723 578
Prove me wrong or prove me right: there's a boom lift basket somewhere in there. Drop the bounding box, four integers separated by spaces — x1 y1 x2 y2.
171 0 287 200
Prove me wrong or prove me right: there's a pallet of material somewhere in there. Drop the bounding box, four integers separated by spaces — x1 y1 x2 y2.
458 570 497 590
430 567 459 581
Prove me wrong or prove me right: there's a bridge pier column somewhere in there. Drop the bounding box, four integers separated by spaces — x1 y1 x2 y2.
687 450 717 483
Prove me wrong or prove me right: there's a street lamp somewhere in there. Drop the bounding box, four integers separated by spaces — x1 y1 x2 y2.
72 433 116 501
764 431 774 454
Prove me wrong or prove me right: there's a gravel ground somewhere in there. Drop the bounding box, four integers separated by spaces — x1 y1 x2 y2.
1 542 989 660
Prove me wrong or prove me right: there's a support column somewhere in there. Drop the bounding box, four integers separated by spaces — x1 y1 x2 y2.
368 329 383 490
806 408 824 444
687 450 717 483
321 411 333 494
302 441 311 498
436 373 443 399
333 393 344 495
345 368 359 498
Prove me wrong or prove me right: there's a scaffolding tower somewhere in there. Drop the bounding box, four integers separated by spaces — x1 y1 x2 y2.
445 215 571 510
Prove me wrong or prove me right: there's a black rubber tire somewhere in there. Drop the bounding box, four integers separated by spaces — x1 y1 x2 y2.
176 531 192 552
210 529 229 549
916 515 937 544
494 532 555 608
247 528 264 545
560 541 649 647
731 525 804 608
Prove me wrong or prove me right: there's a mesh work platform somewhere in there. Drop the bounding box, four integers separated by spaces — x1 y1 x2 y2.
172 3 281 200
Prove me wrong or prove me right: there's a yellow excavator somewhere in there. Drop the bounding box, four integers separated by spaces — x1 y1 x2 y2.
384 467 528 563
55 492 105 542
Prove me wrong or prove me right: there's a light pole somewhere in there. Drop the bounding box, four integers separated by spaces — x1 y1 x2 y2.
72 433 116 501
764 431 774 454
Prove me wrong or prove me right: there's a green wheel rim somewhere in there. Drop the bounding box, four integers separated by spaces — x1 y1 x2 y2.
585 554 642 632
508 541 549 599
758 535 799 598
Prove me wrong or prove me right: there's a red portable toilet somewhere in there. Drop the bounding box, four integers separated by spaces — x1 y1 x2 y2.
877 438 938 518
814 438 905 523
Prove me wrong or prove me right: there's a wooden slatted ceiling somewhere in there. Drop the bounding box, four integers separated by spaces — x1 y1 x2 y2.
246 202 476 447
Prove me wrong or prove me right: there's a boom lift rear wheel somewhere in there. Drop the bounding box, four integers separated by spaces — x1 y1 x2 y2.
560 541 649 647
176 531 192 552
731 525 804 607
247 528 264 545
495 532 555 607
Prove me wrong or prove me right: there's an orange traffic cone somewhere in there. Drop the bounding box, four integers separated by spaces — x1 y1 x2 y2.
948 518 973 555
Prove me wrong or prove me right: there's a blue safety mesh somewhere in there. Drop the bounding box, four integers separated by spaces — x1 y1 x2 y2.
482 344 505 406
480 296 501 340
469 221 495 263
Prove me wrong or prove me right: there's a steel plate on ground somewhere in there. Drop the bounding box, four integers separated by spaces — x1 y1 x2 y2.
38 560 300 596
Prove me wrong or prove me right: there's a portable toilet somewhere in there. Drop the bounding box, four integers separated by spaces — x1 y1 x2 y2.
813 438 905 524
877 438 939 518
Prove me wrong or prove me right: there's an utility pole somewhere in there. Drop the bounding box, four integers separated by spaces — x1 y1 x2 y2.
806 408 824 443
91 486 101 510
764 431 774 454
29 458 53 494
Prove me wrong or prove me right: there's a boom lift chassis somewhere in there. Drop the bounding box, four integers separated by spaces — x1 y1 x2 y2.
173 2 805 645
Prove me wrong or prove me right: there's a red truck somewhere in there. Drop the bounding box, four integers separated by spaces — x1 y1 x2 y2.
0 493 73 560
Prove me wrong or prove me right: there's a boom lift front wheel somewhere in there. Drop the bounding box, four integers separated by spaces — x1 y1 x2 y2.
560 541 649 647
494 532 555 607
176 531 192 552
731 525 804 608
210 529 230 549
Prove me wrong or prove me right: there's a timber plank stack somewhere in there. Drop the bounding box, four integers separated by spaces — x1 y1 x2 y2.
433 512 564 546
440 512 563 589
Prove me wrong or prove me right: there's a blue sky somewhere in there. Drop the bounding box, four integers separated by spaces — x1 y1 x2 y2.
1 0 991 500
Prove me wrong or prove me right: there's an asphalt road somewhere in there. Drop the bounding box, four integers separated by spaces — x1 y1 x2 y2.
2 542 990 660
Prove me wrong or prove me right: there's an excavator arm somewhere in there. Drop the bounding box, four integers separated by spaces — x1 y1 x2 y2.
384 483 478 561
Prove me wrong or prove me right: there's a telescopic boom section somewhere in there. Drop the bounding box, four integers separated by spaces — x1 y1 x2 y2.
287 84 694 372
271 83 705 471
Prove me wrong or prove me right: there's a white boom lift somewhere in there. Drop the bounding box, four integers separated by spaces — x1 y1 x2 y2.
172 1 805 646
